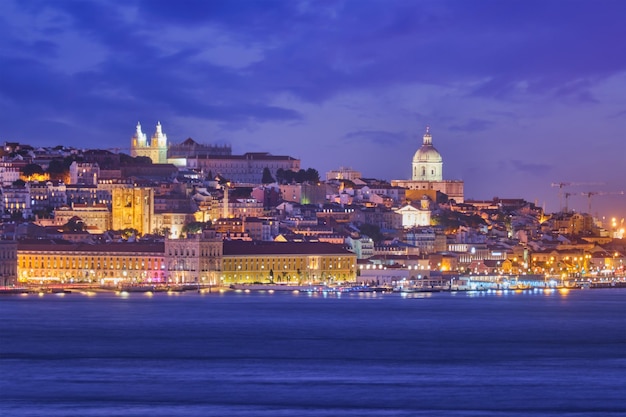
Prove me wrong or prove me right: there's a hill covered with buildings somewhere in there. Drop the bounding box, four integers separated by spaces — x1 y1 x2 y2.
0 122 624 290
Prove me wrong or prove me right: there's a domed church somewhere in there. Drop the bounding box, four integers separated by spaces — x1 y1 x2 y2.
412 127 442 181
392 127 464 203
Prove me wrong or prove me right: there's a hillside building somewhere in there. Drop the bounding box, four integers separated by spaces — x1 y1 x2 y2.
111 188 154 235
130 122 168 164
392 127 464 203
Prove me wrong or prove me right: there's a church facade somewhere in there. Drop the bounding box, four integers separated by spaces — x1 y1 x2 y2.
130 122 168 164
392 127 464 203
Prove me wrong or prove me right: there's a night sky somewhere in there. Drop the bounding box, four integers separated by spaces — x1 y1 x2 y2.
1 0 625 218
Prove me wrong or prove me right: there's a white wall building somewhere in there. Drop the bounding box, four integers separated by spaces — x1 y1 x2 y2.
395 196 432 228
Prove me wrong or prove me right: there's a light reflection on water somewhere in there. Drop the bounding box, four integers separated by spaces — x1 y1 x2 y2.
1 288 625 417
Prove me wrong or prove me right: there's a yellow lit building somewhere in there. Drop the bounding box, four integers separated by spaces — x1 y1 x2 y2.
54 203 112 231
17 240 166 284
164 229 223 284
130 122 168 164
153 211 197 239
221 241 357 285
112 187 154 235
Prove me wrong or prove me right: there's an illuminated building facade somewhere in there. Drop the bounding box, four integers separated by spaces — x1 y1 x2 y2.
2 184 31 218
395 195 432 228
65 184 98 205
326 167 362 181
111 188 154 235
221 241 357 285
153 211 197 238
164 229 223 284
29 181 67 213
69 162 100 185
17 240 166 284
54 203 112 231
96 179 134 207
130 122 168 164
391 127 464 203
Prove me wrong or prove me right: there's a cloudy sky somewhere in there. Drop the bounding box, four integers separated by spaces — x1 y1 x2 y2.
1 0 626 218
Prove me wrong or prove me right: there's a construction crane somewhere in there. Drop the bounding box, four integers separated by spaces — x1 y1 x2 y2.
579 191 625 214
551 182 604 211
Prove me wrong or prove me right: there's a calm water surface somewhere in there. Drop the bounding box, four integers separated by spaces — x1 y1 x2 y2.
1 288 625 416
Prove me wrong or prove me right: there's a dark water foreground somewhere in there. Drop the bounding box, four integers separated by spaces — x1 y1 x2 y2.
1 288 625 417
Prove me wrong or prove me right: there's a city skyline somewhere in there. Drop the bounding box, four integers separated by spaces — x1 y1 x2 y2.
1 0 626 217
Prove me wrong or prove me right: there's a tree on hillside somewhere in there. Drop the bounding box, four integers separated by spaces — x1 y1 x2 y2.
305 168 320 183
275 167 320 184
261 167 275 184
119 153 152 165
22 163 44 178
358 223 384 242
62 218 85 232
182 221 210 236
275 168 287 184
47 156 79 181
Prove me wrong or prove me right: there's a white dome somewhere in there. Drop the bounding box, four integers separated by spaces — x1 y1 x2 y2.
413 145 442 163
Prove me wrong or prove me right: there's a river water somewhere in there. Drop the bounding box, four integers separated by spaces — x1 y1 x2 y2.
1 288 625 416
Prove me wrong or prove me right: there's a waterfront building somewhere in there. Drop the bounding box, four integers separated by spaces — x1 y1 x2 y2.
164 229 222 284
391 127 464 203
111 187 154 235
345 234 375 259
130 122 168 164
0 239 18 286
221 241 357 285
17 240 166 284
